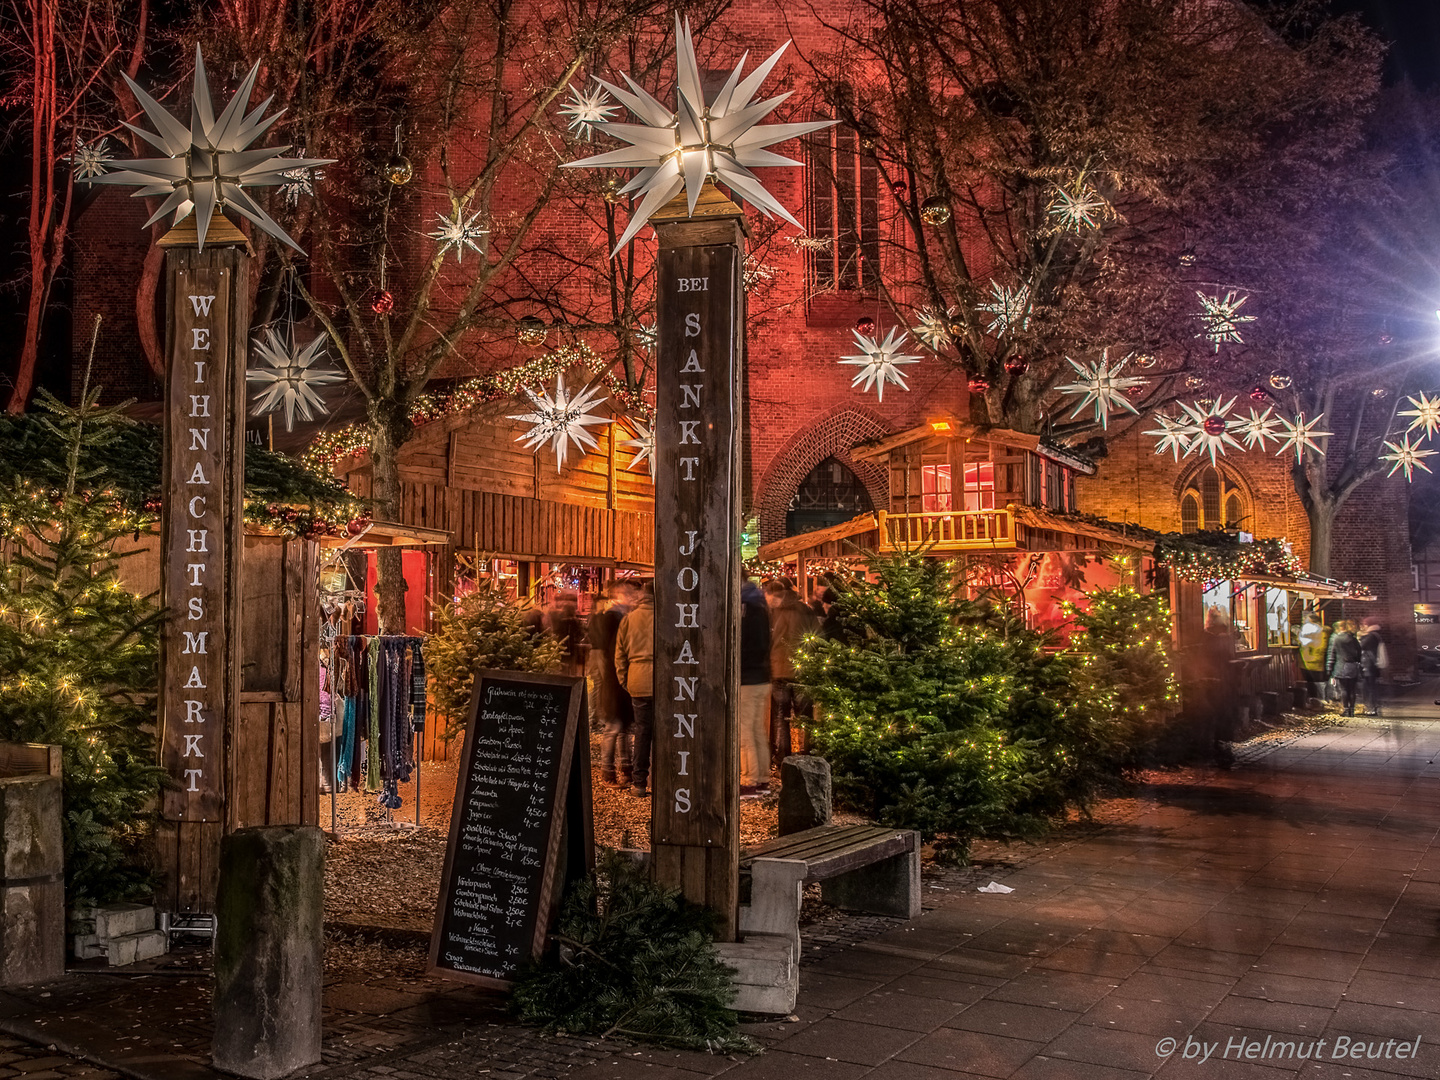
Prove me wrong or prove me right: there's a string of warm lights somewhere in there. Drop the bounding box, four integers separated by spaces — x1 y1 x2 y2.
1155 533 1301 583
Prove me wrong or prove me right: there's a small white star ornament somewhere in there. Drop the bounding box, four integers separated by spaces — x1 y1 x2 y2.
1195 290 1256 351
84 45 334 251
1399 391 1440 440
1380 433 1436 481
509 375 612 471
912 307 956 351
1048 184 1110 231
1144 413 1193 461
621 420 656 478
247 328 345 431
1054 350 1146 429
1178 397 1243 465
1274 413 1331 461
839 328 921 403
428 207 490 263
1231 407 1282 450
559 83 618 139
66 136 110 180
563 15 837 251
976 282 1030 335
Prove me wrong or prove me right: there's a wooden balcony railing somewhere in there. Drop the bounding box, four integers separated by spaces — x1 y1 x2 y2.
878 508 1016 552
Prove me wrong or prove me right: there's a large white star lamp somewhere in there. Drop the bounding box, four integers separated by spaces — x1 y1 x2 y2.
85 45 334 252
563 15 836 251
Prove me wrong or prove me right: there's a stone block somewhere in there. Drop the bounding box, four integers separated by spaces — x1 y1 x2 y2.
739 857 806 962
72 934 104 961
0 776 62 882
778 755 831 835
715 932 796 1015
93 903 154 941
821 833 922 919
107 929 167 967
212 826 324 1080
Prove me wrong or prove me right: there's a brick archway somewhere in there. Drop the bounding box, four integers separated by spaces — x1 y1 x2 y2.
756 408 892 545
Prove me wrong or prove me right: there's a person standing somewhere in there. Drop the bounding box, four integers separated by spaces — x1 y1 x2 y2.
739 581 772 799
1359 618 1387 717
589 579 638 786
1326 619 1363 717
765 578 816 765
1297 611 1330 702
614 581 655 798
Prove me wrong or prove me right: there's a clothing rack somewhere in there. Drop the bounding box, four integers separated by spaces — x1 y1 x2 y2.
324 632 426 833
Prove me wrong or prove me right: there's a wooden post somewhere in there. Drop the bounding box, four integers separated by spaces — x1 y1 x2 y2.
650 184 745 938
156 217 250 840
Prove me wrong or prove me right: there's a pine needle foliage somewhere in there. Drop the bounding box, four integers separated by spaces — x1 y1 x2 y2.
426 583 563 734
511 850 756 1054
0 390 165 905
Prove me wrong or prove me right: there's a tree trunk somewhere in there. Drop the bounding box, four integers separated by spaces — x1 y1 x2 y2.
368 406 410 634
1305 499 1335 579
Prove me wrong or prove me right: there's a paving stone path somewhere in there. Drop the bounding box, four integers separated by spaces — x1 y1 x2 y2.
1 685 1437 1080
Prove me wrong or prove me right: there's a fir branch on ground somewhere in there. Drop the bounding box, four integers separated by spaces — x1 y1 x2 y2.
511 850 758 1055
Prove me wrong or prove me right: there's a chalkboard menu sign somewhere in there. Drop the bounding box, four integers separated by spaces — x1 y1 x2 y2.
429 670 592 988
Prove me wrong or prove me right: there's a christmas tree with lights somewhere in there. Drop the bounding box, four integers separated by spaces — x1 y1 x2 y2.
0 388 164 905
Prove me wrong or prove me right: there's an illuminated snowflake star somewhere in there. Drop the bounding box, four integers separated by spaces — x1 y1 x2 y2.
1047 184 1110 231
66 136 110 180
247 328 345 432
1195 290 1256 351
1381 432 1436 481
912 307 957 351
839 327 921 403
1231 406 1283 450
1178 397 1243 465
1399 391 1440 439
976 282 1030 335
1054 350 1146 429
1144 413 1193 461
559 82 618 140
621 420 656 478
84 45 334 251
564 14 836 252
280 148 323 206
509 375 611 471
1273 412 1332 462
634 320 657 353
428 207 489 263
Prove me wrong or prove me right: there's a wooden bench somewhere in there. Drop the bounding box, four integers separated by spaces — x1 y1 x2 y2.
720 824 921 1013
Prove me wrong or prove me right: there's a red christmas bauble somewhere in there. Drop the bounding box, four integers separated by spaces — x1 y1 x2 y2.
855 316 876 334
1249 385 1269 402
969 378 990 393
347 518 366 536
1004 354 1027 373
371 290 395 314
891 180 908 199
1202 416 1226 436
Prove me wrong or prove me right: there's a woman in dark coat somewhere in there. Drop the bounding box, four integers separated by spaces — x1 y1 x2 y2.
1326 619 1363 717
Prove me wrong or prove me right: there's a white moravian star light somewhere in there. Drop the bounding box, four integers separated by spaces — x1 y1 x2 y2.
84 45 334 251
1195 290 1256 351
67 136 110 180
622 420 657 478
913 307 956 351
247 328 345 432
559 82 618 139
1273 412 1331 462
1231 407 1283 450
1048 184 1109 231
1054 350 1146 429
509 375 612 471
1144 413 1193 461
1399 391 1440 440
1178 397 1243 465
839 327 921 403
1380 432 1436 481
563 15 837 252
428 207 489 263
976 282 1030 335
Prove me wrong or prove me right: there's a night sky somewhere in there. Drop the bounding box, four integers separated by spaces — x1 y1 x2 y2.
1333 0 1440 87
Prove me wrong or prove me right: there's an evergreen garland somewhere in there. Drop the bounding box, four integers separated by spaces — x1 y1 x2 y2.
0 391 166 905
511 850 756 1053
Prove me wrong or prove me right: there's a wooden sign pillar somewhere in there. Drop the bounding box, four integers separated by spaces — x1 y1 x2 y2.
157 218 250 843
650 184 746 939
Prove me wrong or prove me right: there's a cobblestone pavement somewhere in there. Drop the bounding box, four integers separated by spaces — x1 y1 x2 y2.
0 1035 120 1078
0 685 1436 1080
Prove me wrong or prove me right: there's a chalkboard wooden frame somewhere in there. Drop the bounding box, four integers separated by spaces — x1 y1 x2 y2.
428 669 592 988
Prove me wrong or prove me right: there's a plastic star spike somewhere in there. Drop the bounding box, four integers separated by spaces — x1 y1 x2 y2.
428 207 489 263
1054 350 1146 429
67 136 110 180
563 14 837 252
622 420 656 478
1273 412 1331 462
1179 397 1243 465
1145 413 1194 461
559 82 618 140
247 328 345 432
84 45 335 251
1231 406 1283 450
912 307 957 351
1399 391 1440 439
509 375 611 472
1381 432 1437 481
1195 290 1256 351
1048 184 1109 231
839 327 921 403
976 282 1030 335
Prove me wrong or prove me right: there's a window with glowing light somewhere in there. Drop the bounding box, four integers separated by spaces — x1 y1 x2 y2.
1179 466 1250 534
963 463 995 511
806 118 880 294
921 464 952 512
